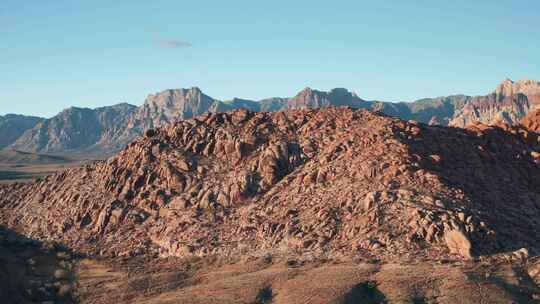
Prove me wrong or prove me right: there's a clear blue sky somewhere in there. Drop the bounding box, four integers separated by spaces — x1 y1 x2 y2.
1 0 539 117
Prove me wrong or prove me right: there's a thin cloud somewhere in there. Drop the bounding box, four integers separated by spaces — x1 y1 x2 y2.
158 39 192 49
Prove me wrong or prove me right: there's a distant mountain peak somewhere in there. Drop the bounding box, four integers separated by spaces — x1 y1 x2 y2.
330 87 350 93
329 87 358 98
6 79 540 156
188 86 202 93
495 78 540 96
297 87 316 95
0 114 44 149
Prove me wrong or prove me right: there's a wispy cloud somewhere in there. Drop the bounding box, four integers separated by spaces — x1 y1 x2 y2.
158 39 192 49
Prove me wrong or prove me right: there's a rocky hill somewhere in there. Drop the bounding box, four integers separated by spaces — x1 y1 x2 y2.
0 114 43 149
1 107 539 263
9 79 540 157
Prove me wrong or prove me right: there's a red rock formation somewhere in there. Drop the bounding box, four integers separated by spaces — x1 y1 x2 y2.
520 108 540 133
1 107 540 261
450 79 540 127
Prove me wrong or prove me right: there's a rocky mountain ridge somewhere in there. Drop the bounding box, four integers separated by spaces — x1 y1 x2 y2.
0 114 43 149
449 79 540 127
8 79 540 156
11 103 137 156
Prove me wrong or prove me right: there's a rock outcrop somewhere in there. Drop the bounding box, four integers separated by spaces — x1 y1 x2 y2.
127 87 221 131
520 108 540 133
450 79 540 127
1 107 540 262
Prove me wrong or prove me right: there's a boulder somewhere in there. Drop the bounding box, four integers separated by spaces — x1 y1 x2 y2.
444 229 472 259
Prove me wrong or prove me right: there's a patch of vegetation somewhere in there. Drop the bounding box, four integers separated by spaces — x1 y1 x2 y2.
255 286 273 304
342 281 387 304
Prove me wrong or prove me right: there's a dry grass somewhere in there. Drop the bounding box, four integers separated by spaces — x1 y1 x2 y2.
72 256 540 304
0 149 97 183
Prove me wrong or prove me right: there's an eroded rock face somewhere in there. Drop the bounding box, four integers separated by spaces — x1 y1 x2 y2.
520 108 540 133
450 79 540 127
444 229 472 259
529 260 540 285
124 87 222 136
1 107 540 261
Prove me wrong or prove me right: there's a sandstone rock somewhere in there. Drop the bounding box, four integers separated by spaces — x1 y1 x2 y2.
528 261 540 285
169 197 189 210
444 229 472 259
2 107 540 263
362 192 379 211
177 159 192 172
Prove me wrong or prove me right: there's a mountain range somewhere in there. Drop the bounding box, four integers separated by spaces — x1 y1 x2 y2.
0 114 43 149
4 78 540 157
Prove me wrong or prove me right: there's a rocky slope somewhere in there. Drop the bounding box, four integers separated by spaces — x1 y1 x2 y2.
520 108 540 133
11 103 137 156
10 79 540 157
0 114 43 149
1 107 539 264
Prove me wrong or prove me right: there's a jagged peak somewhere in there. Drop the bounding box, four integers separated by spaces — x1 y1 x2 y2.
142 87 216 109
148 86 205 98
298 87 314 95
495 78 540 96
295 87 331 98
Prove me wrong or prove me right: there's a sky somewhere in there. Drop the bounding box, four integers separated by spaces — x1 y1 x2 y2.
1 0 539 117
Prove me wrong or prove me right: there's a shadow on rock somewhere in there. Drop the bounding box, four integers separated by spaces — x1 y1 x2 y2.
0 225 75 303
398 121 540 257
342 281 387 304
